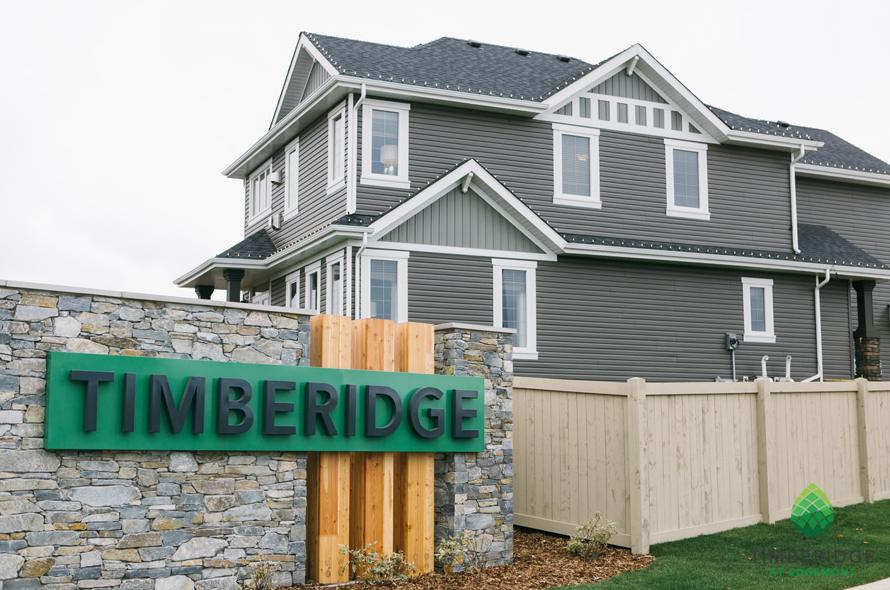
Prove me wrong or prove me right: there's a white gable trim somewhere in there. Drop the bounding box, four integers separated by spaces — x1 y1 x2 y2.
271 34 340 127
367 160 566 257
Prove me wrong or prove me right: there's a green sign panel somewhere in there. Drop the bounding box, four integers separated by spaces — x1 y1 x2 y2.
45 352 484 453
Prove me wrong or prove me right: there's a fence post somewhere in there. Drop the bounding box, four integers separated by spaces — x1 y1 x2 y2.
856 378 876 503
756 378 778 524
626 377 649 555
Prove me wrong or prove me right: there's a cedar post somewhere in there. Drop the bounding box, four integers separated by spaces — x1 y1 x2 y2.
394 322 436 574
307 315 352 584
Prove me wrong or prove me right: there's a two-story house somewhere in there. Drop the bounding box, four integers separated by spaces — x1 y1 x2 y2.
175 33 890 382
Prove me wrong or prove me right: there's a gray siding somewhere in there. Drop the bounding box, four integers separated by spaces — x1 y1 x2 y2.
300 61 331 102
356 103 794 253
381 187 542 253
271 276 286 307
588 71 668 103
407 252 493 326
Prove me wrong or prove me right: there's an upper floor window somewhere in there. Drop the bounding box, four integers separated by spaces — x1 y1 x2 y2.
247 160 272 224
493 259 537 360
361 249 408 322
553 124 600 208
327 107 346 193
742 277 775 343
361 99 410 190
665 139 709 220
284 139 299 218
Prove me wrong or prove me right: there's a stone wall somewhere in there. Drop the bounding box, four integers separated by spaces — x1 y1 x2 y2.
433 323 514 568
0 282 311 588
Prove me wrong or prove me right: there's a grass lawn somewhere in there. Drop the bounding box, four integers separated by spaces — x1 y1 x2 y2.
552 499 890 590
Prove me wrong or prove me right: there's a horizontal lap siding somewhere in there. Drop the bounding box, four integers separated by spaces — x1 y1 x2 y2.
524 256 852 382
406 252 492 325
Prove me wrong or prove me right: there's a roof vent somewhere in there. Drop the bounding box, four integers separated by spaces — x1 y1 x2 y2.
514 48 530 56
777 120 791 128
557 54 571 63
467 40 482 48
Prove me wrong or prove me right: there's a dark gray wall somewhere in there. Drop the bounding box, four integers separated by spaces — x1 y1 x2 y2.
407 251 494 326
355 102 794 252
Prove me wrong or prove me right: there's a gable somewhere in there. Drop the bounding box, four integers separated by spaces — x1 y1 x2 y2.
588 71 668 104
379 186 545 254
272 36 338 127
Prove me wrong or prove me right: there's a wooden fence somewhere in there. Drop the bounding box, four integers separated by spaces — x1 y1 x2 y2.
514 377 890 554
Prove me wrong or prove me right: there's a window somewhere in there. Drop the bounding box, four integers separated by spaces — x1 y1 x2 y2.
360 249 408 322
284 139 299 218
326 254 344 316
327 107 346 193
285 270 301 308
553 124 600 208
493 259 537 360
304 261 320 312
247 160 272 224
742 278 775 343
361 99 410 189
665 139 709 220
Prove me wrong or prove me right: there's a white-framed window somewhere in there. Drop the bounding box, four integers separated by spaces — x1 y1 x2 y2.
493 259 537 360
247 159 272 225
284 139 299 218
361 99 410 190
361 249 408 323
326 253 345 316
304 261 321 312
285 269 301 309
665 139 709 220
553 123 600 208
742 277 775 343
327 106 346 193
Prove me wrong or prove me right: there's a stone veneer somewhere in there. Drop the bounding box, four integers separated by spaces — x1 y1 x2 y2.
0 282 311 589
433 323 514 569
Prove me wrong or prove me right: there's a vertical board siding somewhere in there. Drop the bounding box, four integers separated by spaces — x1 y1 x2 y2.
300 61 331 102
406 252 492 325
380 187 541 253
588 71 668 103
356 103 793 253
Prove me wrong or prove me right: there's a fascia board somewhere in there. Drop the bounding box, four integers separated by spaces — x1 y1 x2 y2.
563 243 890 281
724 130 824 152
270 34 340 127
796 163 890 188
173 258 265 288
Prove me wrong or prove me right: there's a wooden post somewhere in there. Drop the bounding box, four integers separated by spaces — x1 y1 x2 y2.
350 318 395 555
307 315 352 584
856 378 876 503
626 378 650 555
394 323 436 574
755 378 778 524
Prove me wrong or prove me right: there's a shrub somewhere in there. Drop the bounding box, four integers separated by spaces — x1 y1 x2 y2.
339 543 416 584
242 558 281 590
435 530 491 574
567 512 616 562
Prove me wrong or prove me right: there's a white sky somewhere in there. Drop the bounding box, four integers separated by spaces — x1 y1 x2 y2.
2 0 888 300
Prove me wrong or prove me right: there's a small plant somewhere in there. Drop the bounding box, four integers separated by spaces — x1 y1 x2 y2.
339 543 416 584
435 530 492 574
242 557 281 590
567 512 616 562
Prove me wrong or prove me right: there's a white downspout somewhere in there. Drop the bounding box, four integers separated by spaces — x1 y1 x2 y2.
802 269 832 382
347 84 367 215
354 233 369 319
790 144 806 254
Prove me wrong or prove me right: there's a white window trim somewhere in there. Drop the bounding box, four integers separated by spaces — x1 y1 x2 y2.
742 277 776 343
304 261 321 312
327 106 346 194
553 123 601 209
284 138 299 219
492 259 538 360
360 248 409 323
665 139 710 220
360 99 410 190
325 252 345 316
285 269 301 309
246 159 273 227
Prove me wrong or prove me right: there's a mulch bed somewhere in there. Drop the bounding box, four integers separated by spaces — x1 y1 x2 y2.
297 528 654 590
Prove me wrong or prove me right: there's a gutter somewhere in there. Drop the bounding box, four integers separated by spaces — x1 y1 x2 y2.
347 84 367 214
802 269 832 382
790 144 806 254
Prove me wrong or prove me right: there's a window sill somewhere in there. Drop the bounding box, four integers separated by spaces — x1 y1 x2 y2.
326 179 346 195
361 175 410 190
513 350 539 361
554 194 602 209
744 333 776 344
666 208 710 221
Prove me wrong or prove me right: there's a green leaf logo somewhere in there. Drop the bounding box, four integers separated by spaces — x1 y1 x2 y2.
791 483 834 538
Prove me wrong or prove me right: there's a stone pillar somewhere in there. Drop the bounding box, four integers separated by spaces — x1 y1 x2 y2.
853 280 881 380
222 269 245 303
433 323 514 569
195 285 215 300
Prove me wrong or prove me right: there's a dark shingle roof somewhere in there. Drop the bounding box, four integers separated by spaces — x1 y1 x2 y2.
216 229 276 260
709 106 890 175
798 224 885 267
306 32 612 102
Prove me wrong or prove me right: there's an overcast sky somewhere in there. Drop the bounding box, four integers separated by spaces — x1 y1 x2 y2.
2 0 888 300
